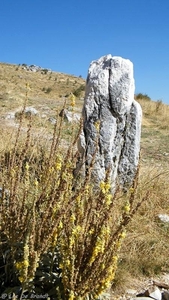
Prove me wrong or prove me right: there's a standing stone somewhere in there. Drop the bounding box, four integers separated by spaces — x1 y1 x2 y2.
77 54 142 189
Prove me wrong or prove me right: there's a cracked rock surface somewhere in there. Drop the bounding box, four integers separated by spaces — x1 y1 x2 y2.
78 54 142 188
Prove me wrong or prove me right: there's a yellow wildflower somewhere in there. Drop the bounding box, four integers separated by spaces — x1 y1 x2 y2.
95 120 100 131
123 201 130 213
25 162 29 171
88 228 94 235
72 225 82 236
101 225 110 238
112 255 118 264
65 259 70 266
100 181 111 194
24 244 29 255
105 182 111 192
15 262 23 270
56 161 62 171
18 276 24 283
84 184 90 195
129 187 135 194
58 220 63 229
100 181 106 194
76 195 81 204
34 178 38 187
55 202 61 211
120 231 126 240
62 172 68 180
55 155 62 171
70 93 76 107
69 236 75 247
105 194 112 206
70 214 76 223
59 263 63 269
10 168 15 177
90 237 105 264
69 291 75 300
22 260 29 267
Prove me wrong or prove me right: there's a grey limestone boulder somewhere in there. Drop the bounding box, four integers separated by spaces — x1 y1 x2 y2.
59 108 81 123
78 54 142 189
24 106 38 116
15 106 38 118
158 214 169 224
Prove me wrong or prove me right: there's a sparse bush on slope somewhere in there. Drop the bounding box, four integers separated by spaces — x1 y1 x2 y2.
135 93 151 101
73 84 85 97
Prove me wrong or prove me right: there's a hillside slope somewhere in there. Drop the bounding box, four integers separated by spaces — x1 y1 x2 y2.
0 62 169 167
0 62 85 113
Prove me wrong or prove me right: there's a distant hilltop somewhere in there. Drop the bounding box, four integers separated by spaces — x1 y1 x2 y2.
19 63 52 74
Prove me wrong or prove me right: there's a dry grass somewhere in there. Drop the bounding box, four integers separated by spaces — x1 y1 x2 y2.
111 165 169 296
137 97 169 130
121 166 169 269
135 97 169 169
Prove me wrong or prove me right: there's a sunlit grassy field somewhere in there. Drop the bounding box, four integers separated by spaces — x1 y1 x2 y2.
0 63 169 299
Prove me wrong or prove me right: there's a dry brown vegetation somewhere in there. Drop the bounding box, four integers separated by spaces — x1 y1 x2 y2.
136 96 169 168
0 62 169 299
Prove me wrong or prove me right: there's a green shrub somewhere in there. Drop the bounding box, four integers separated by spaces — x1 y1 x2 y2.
42 87 52 93
155 99 163 112
135 93 151 101
41 68 48 74
73 84 85 97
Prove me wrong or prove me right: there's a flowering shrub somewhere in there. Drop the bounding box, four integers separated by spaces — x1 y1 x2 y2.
0 88 151 299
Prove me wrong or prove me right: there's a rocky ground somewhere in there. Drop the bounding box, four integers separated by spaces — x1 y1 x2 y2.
108 273 169 299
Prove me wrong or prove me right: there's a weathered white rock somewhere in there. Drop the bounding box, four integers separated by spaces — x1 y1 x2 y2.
78 54 142 188
24 106 38 116
147 286 162 300
14 106 38 119
48 117 57 125
59 109 81 123
131 298 152 300
5 112 15 119
21 64 51 73
158 214 169 223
